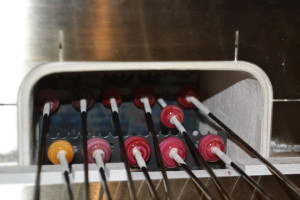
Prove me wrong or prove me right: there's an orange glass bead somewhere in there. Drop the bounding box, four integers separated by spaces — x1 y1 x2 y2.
47 140 75 165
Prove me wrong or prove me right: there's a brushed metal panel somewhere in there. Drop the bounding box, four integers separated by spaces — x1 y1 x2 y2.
1 0 300 103
1 175 299 200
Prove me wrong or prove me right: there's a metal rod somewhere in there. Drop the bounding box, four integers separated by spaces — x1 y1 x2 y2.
141 167 160 200
180 163 215 200
63 171 74 200
159 99 230 199
112 111 137 200
34 114 50 200
145 112 173 200
208 113 300 197
230 162 273 200
212 146 273 200
99 167 112 200
81 111 90 200
186 96 300 196
182 131 232 200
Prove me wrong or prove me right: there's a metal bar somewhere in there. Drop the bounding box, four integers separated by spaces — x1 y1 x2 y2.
63 171 74 200
180 163 215 200
208 113 300 197
141 167 160 200
99 167 112 200
112 111 137 200
182 131 232 200
81 111 90 200
212 147 273 199
230 162 273 200
145 112 173 200
34 114 50 200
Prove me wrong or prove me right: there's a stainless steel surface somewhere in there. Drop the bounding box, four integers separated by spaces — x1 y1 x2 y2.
2 175 300 200
1 0 300 104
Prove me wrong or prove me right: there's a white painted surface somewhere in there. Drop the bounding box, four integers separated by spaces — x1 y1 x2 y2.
201 79 264 161
72 164 100 183
105 163 126 181
237 157 300 176
0 165 62 185
0 157 299 185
